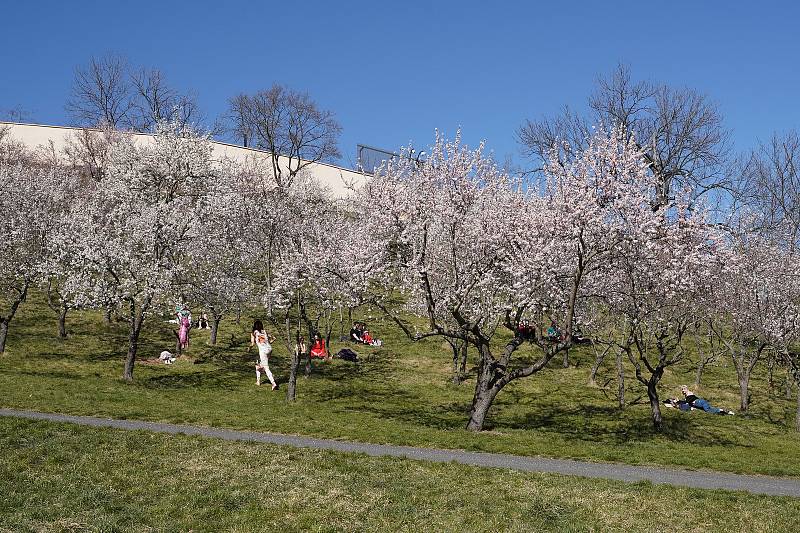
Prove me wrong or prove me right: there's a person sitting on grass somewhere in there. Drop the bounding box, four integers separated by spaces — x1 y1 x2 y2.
295 334 307 362
361 328 373 344
309 333 328 359
516 320 535 341
664 386 734 415
350 322 364 343
570 326 591 345
361 327 382 347
545 320 561 342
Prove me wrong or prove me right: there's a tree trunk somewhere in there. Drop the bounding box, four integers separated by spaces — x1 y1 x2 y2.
303 321 313 378
647 378 663 430
286 344 300 401
589 345 609 386
57 305 68 338
289 302 315 395
210 317 221 345
0 284 27 354
285 315 299 402
450 341 461 385
123 321 141 381
459 341 468 380
0 320 8 354
767 355 775 395
122 300 147 382
562 348 570 368
465 344 503 432
693 322 708 387
695 356 706 388
449 339 466 385
125 331 140 381
739 374 751 412
47 283 69 339
787 367 794 401
796 388 800 433
104 305 112 324
324 328 333 359
616 349 626 409
589 358 600 386
302 308 315 378
732 344 763 413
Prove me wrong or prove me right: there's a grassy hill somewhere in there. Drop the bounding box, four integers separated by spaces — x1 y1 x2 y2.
3 416 800 532
1 292 799 478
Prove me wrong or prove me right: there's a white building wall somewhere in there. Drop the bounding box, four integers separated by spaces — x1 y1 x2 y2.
1 122 368 198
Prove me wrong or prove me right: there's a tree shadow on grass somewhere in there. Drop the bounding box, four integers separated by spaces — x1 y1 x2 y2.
140 367 246 391
137 348 299 392
345 397 467 430
302 357 403 400
493 398 746 448
321 355 395 378
343 374 750 445
0 367 84 381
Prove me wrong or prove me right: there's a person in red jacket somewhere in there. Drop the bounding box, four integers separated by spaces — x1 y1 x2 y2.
309 333 328 359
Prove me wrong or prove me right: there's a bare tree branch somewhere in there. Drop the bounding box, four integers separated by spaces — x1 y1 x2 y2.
518 64 731 208
65 53 133 128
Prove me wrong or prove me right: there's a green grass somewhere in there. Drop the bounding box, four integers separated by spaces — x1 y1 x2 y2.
1 292 800 477
2 417 800 532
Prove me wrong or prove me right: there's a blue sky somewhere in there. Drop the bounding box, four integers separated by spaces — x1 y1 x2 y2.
1 1 798 169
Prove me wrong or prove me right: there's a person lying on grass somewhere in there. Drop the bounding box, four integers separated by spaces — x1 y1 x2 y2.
663 386 734 415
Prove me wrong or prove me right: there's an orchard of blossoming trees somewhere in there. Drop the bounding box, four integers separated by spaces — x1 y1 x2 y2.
1 118 799 432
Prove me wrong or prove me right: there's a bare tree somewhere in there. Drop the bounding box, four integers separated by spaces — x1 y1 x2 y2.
65 53 133 128
518 64 730 208
1 105 34 123
518 105 591 171
223 85 342 189
736 130 800 246
66 54 203 133
129 67 202 132
223 93 255 147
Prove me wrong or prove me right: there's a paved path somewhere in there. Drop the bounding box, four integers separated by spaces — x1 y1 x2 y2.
3 408 800 498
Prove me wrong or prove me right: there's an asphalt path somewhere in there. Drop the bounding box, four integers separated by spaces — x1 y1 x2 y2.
3 408 799 498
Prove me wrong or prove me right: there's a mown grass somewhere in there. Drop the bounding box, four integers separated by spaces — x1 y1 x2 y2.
2 417 800 532
1 292 800 477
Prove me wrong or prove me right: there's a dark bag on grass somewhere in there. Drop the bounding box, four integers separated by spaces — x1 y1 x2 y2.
336 348 359 362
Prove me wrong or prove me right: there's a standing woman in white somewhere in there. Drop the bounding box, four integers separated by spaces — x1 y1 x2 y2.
251 320 278 390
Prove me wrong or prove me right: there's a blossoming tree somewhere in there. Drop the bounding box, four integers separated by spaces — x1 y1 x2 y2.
60 126 217 380
0 160 79 352
352 131 628 431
